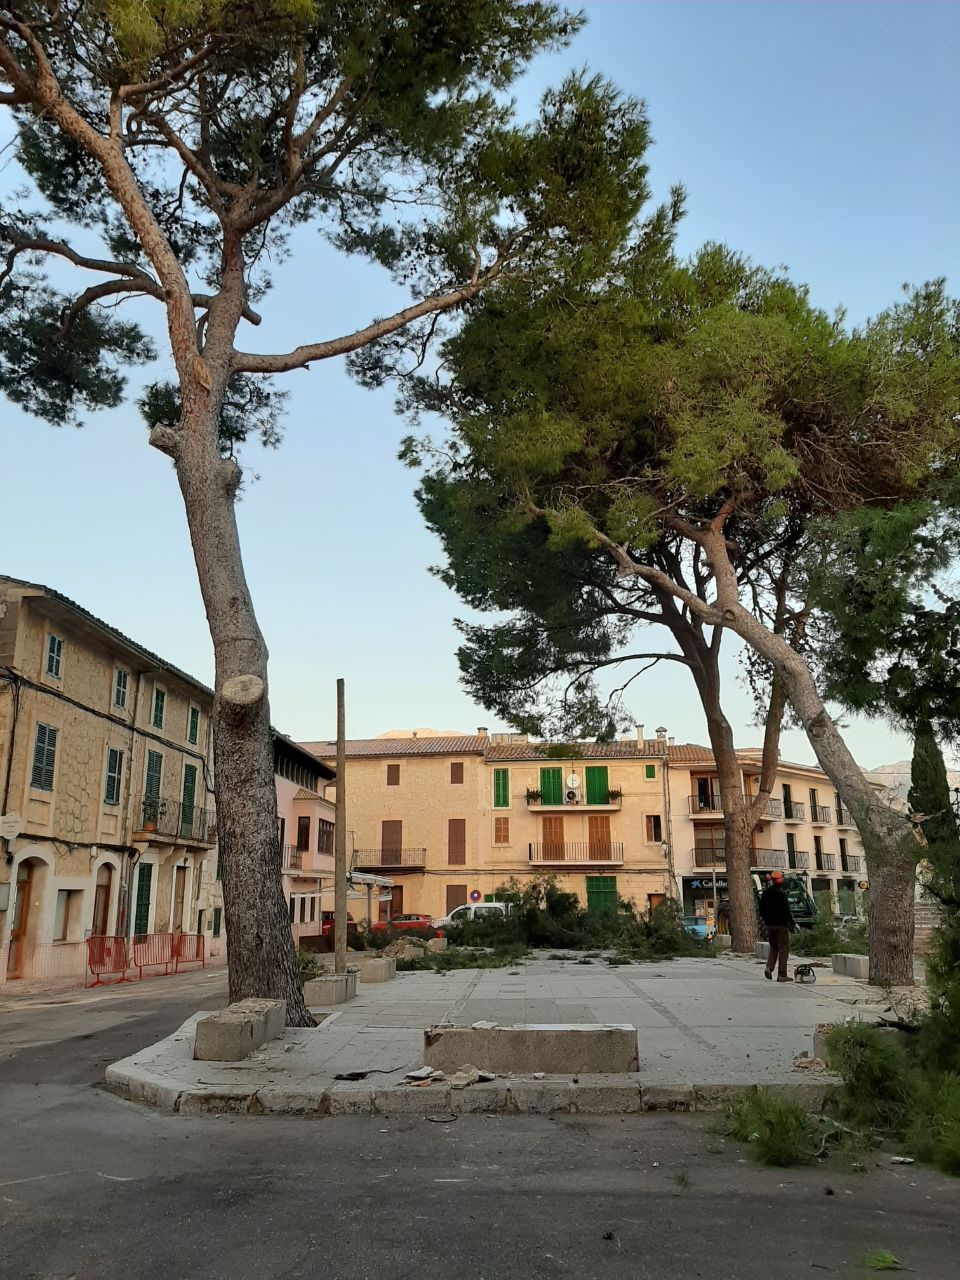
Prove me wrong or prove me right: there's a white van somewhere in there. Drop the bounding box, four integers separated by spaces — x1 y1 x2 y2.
433 901 512 929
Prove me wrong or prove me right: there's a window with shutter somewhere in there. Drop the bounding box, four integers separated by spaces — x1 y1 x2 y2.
386 763 400 786
381 820 403 864
450 761 464 784
188 705 200 744
180 764 197 837
584 766 609 804
114 668 127 710
493 768 509 808
144 750 163 800
133 863 153 936
588 814 612 859
104 747 123 805
212 907 222 936
318 819 334 853
46 634 62 678
152 687 165 729
494 816 510 844
31 723 58 790
645 814 663 842
448 818 466 865
586 875 617 915
296 816 310 851
645 764 656 780
539 767 563 805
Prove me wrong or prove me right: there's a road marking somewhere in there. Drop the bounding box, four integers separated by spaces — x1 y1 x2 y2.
0 1171 77 1188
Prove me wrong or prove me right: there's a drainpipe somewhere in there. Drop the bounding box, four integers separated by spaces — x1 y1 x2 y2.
0 671 22 867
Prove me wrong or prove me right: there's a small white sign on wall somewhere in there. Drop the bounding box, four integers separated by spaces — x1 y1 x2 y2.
0 813 21 840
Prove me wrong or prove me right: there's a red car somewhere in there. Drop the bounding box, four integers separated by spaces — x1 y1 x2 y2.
370 913 441 937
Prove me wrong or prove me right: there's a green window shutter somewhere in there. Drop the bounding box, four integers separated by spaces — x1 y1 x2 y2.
152 688 165 729
215 852 221 881
585 766 608 805
46 634 62 677
645 764 656 780
114 668 127 709
493 768 509 808
144 750 163 801
586 875 618 915
539 767 563 805
212 906 222 937
181 764 197 835
31 724 58 790
188 706 199 744
104 747 123 804
134 863 153 935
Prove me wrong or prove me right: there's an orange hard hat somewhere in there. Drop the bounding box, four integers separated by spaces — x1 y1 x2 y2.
771 870 784 882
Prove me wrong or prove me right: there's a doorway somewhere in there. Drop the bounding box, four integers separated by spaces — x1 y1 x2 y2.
92 864 113 937
6 861 35 979
172 864 187 935
445 884 468 914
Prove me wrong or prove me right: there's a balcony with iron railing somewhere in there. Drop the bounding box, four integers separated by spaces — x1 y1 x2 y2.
529 841 625 865
841 854 863 875
689 795 723 816
352 847 427 872
137 798 215 845
782 801 806 821
691 847 788 870
753 848 788 869
282 844 304 871
787 850 810 871
810 805 832 824
814 852 837 872
836 807 855 827
693 846 726 868
525 789 622 811
758 798 783 818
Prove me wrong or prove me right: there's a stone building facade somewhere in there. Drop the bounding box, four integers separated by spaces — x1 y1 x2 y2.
302 726 871 925
0 577 223 987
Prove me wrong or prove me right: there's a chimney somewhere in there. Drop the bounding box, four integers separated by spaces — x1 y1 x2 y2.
668 736 675 747
477 727 488 737
636 723 645 744
656 726 667 743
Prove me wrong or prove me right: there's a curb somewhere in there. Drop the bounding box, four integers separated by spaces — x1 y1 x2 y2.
104 1064 835 1119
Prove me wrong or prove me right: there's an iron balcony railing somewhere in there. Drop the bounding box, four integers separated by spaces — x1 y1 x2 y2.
139 798 215 844
810 805 832 824
525 790 623 807
782 800 806 821
353 848 427 869
693 846 725 868
689 795 723 815
529 841 625 864
692 847 789 869
787 850 810 870
282 844 303 871
760 798 783 818
815 852 837 872
837 807 854 827
841 855 862 874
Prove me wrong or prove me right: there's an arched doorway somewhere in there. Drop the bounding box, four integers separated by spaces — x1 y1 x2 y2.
7 860 37 979
92 864 114 937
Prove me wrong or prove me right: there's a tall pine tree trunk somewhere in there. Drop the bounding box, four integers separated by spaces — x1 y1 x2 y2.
174 404 313 1027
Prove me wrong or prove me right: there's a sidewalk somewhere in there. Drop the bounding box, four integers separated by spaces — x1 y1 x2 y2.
106 952 898 1117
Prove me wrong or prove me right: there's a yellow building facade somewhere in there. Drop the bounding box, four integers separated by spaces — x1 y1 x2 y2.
0 577 223 987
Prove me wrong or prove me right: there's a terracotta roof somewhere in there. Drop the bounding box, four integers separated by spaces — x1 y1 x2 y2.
301 735 488 760
484 739 715 762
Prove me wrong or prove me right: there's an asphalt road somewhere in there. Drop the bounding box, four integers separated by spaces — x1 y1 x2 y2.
1 974 958 1280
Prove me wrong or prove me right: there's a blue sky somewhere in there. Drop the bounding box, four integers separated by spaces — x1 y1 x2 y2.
2 1 957 765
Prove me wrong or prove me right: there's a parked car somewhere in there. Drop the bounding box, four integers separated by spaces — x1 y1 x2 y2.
434 901 512 930
370 913 440 936
682 914 715 941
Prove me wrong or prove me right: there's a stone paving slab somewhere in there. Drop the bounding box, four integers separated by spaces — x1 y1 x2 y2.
105 953 894 1117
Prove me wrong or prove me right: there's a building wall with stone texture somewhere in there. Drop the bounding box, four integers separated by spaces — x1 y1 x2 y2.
0 579 222 986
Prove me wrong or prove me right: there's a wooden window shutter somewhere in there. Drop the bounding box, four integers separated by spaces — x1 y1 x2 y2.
450 761 464 784
144 750 163 801
588 814 612 860
104 748 123 805
494 816 510 844
448 818 466 865
539 767 563 805
31 723 57 790
493 768 509 808
542 814 564 859
381 820 403 864
446 884 468 913
584 766 608 805
296 816 311 851
386 763 400 786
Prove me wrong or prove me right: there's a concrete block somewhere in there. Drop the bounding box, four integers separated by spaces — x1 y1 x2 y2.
712 934 732 950
423 1023 639 1075
692 1083 743 1112
233 997 286 1040
755 942 769 960
572 1079 644 1114
194 1009 265 1062
641 1084 695 1112
449 1083 510 1114
255 1085 330 1117
103 1064 183 1111
176 1087 259 1115
303 972 359 1005
506 1081 576 1114
831 952 869 979
357 956 396 983
327 1083 375 1116
426 936 448 953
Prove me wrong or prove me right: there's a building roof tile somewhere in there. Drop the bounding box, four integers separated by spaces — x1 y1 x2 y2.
301 735 489 760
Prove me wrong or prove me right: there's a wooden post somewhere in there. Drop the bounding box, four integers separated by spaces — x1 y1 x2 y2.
334 678 347 977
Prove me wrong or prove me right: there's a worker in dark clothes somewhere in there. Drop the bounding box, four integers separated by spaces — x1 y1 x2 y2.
759 870 796 982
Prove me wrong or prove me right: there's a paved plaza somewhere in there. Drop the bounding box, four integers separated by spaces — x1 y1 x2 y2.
106 952 894 1113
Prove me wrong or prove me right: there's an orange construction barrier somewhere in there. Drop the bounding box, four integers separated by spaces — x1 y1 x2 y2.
131 932 174 979
85 935 131 987
174 932 205 973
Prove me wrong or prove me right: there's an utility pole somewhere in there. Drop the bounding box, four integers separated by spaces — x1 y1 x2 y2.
334 678 347 977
